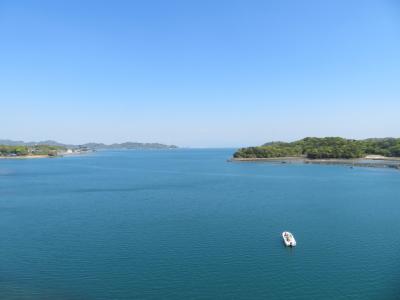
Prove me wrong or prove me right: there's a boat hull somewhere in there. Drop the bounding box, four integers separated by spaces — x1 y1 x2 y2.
282 231 296 247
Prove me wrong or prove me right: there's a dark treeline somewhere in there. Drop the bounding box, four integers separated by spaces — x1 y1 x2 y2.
234 137 400 159
0 145 65 157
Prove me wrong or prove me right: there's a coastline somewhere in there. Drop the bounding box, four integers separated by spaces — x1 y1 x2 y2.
230 157 400 170
0 155 52 159
0 149 95 160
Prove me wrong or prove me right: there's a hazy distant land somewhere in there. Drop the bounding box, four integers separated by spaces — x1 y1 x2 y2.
0 140 178 158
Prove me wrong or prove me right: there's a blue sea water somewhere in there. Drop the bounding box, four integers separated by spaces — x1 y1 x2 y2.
0 149 399 299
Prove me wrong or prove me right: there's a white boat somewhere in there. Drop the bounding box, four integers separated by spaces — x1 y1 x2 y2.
282 231 296 247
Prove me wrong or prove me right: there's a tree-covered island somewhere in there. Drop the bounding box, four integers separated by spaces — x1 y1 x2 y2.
233 137 400 159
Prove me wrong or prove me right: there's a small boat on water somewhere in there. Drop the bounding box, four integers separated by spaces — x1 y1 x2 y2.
282 231 296 247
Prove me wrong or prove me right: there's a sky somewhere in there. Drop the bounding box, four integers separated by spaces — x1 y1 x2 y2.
0 0 399 147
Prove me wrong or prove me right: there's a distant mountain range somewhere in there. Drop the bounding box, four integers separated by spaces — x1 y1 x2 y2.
0 139 178 150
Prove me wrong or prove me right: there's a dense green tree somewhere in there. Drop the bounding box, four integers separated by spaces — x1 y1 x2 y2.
234 137 400 159
0 145 65 157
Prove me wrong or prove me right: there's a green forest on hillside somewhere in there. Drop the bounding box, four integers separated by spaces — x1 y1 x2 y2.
234 137 400 159
0 145 65 157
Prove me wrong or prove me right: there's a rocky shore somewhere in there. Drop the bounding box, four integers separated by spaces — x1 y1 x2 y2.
230 157 400 170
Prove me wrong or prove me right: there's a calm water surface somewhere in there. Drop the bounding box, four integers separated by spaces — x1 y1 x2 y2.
0 149 399 299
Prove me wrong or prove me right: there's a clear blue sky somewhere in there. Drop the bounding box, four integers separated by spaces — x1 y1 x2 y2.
1 0 399 147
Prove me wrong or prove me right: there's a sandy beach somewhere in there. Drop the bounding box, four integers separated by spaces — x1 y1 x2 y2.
0 155 52 159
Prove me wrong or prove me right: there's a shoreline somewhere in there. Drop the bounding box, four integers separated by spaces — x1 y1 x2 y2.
0 152 92 160
230 157 400 170
0 155 52 159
